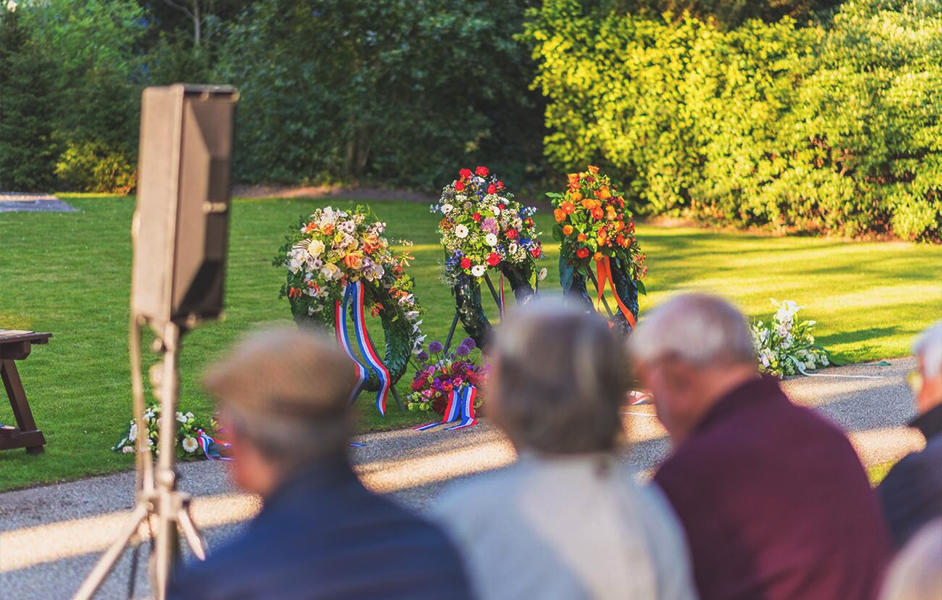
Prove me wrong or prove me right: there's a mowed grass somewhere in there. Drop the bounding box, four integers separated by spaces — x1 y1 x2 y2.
0 196 939 490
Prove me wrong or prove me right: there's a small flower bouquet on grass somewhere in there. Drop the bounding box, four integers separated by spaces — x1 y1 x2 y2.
112 403 212 460
408 338 488 414
752 299 830 377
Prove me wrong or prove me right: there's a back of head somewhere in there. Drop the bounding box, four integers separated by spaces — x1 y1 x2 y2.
913 321 942 379
204 327 356 474
881 519 942 600
628 293 756 368
491 300 628 454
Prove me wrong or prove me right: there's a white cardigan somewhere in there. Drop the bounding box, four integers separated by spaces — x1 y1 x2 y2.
430 453 698 600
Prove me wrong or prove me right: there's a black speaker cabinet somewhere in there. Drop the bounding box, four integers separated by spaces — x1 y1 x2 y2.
132 84 239 325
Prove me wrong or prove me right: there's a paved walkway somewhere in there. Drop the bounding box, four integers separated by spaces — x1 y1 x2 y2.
0 359 924 599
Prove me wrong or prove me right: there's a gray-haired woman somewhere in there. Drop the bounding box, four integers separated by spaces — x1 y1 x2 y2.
430 302 698 600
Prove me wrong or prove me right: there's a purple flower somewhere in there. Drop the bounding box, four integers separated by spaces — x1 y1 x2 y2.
456 344 470 357
482 217 498 235
417 350 429 362
461 337 476 350
428 341 443 354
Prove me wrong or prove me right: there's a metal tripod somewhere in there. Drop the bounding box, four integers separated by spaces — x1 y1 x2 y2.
74 318 207 600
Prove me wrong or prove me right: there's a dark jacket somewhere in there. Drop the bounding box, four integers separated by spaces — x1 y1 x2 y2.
654 376 892 600
878 403 942 549
167 458 471 600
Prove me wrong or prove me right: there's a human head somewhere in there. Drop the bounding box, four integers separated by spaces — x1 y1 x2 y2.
627 293 758 444
204 327 356 496
880 519 942 600
911 321 942 415
490 300 628 455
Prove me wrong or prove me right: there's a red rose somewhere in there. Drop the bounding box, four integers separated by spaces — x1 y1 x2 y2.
472 212 482 222
459 168 472 180
487 252 500 266
455 181 465 192
506 229 518 239
476 166 489 177
576 248 590 259
497 180 504 189
487 184 497 194
498 203 506 210
531 247 542 258
461 257 471 269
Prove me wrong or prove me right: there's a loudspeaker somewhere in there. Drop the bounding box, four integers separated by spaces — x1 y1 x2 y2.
132 84 239 325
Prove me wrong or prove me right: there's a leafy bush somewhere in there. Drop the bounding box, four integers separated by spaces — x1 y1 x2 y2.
525 0 942 241
55 141 137 194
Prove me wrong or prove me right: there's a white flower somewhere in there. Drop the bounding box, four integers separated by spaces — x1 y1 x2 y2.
308 240 325 256
471 265 486 277
405 310 420 320
398 293 415 306
320 263 342 280
182 437 199 454
455 224 469 239
492 205 501 216
441 204 454 215
412 335 427 353
485 233 498 246
122 446 135 454
539 268 548 281
128 423 138 442
340 220 356 234
508 242 518 255
412 320 423 334
176 411 187 423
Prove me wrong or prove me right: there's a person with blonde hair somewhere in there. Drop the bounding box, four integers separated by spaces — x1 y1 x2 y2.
628 293 891 600
168 328 471 600
431 301 697 600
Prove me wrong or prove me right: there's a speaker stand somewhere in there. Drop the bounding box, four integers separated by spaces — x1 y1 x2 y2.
75 319 207 600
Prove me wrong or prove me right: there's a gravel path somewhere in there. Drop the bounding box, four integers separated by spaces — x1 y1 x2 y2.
0 358 924 599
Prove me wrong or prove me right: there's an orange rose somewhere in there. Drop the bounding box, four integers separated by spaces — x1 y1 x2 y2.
563 225 574 236
576 247 590 259
597 230 608 245
614 221 625 232
344 252 364 270
577 234 587 242
606 206 617 221
322 223 334 235
568 173 580 186
569 192 582 203
593 252 603 262
587 165 599 174
554 209 566 223
616 234 625 246
591 207 604 220
582 199 597 210
599 186 611 200
561 202 576 214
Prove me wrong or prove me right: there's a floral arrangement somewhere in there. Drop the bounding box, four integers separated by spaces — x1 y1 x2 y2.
407 338 488 414
548 166 646 285
434 166 543 282
752 299 830 376
112 403 213 460
276 205 423 351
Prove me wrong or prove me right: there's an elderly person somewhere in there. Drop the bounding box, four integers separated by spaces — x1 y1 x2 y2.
877 321 942 548
168 328 471 600
628 293 892 600
431 302 698 600
880 518 942 600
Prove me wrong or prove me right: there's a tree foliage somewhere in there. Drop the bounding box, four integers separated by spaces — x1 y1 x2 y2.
525 0 942 240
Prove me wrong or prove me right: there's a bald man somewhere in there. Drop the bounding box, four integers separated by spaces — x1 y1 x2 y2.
629 294 891 600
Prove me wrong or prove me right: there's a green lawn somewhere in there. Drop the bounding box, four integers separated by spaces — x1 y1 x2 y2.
1 196 939 490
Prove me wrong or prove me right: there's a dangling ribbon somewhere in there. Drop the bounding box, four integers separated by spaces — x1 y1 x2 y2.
196 429 233 461
595 257 636 328
413 385 478 432
335 284 369 404
351 280 392 416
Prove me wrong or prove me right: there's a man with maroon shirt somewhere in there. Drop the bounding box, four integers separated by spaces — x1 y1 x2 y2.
628 294 892 600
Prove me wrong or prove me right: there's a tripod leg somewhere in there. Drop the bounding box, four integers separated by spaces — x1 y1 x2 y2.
177 505 207 561
73 502 151 600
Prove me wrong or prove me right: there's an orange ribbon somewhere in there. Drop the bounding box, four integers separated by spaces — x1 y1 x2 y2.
595 257 636 329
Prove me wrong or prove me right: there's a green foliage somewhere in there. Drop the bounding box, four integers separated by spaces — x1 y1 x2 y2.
601 0 844 28
0 11 60 191
216 0 545 190
55 140 137 193
525 0 942 240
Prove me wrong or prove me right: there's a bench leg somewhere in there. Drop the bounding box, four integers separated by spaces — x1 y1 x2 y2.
1 359 46 454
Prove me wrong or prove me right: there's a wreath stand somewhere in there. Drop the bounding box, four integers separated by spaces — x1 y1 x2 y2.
444 272 520 352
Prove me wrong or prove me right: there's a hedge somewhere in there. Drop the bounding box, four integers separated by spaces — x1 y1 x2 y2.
525 0 942 241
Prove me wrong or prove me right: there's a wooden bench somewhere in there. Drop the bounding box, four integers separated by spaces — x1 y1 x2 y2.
0 330 51 454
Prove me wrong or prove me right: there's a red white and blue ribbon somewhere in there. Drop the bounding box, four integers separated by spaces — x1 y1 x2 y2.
350 280 392 416
413 385 478 432
335 284 369 404
196 429 233 461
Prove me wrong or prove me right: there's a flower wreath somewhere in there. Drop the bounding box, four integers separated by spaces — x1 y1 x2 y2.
548 166 647 333
434 166 544 347
276 206 423 414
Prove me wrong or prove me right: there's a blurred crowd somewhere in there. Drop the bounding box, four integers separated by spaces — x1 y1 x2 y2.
167 296 942 600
